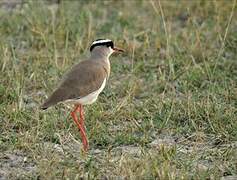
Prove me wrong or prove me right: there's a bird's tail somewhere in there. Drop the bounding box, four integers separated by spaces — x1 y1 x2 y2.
40 88 66 110
40 99 54 110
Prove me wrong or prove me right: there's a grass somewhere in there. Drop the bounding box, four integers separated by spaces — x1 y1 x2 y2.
0 0 237 179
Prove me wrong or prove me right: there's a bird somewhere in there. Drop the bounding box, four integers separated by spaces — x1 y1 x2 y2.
41 39 124 151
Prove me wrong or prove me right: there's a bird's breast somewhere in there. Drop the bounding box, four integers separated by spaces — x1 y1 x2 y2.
65 78 107 105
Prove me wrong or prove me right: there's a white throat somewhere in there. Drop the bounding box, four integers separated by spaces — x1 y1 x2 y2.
107 47 114 57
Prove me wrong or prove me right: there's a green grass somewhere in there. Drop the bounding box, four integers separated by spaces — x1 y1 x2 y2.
0 0 237 179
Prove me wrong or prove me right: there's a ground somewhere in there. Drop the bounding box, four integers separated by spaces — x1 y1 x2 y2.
0 0 237 179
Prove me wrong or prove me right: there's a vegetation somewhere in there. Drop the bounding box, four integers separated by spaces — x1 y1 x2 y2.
0 0 236 179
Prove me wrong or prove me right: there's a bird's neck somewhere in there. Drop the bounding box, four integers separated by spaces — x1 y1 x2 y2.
90 49 111 77
90 48 112 60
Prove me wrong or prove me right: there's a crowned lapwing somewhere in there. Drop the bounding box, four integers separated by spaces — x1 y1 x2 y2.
41 39 124 151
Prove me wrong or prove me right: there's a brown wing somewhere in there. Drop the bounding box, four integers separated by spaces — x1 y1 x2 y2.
41 60 107 109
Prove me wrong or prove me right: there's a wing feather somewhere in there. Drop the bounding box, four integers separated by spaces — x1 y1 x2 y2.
41 60 107 109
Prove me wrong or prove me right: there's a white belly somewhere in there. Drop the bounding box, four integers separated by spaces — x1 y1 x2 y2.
66 78 106 105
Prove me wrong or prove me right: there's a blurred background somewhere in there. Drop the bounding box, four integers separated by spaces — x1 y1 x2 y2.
0 0 236 179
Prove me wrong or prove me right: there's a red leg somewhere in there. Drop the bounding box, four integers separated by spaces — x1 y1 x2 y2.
74 104 85 132
71 105 88 151
78 104 87 149
79 104 85 132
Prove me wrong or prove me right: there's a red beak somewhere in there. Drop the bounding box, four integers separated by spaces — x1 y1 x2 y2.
113 47 125 53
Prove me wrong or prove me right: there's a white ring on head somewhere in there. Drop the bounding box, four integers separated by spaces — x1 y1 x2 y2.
92 39 112 45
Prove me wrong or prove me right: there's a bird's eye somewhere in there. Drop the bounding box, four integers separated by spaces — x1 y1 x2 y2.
108 42 114 48
106 42 112 48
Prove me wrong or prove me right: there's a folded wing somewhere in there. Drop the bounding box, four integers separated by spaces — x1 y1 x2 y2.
41 60 107 110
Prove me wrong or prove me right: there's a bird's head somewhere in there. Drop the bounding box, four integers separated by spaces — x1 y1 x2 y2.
90 39 124 58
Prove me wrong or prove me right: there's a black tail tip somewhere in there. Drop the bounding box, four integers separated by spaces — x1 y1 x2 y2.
40 106 48 110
